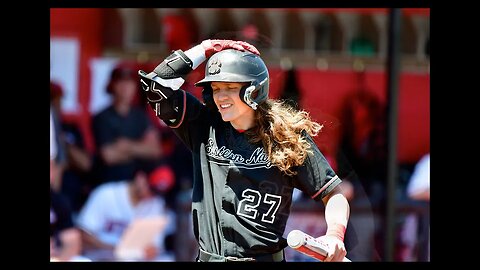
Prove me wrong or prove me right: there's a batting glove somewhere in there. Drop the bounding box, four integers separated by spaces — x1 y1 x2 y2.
201 39 260 58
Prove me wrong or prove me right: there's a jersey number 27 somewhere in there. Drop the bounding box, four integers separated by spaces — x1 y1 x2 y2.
237 188 282 224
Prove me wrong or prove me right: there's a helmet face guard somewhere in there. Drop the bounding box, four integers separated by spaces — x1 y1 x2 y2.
195 49 269 110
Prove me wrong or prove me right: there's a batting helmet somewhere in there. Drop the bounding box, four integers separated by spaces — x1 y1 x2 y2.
195 49 269 110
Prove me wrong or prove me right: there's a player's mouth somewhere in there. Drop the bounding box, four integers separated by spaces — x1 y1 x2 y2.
219 103 233 111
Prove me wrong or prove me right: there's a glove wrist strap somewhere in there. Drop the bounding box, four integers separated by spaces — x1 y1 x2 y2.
185 44 207 69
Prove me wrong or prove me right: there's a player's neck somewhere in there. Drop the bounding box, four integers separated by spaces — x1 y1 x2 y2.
230 116 255 132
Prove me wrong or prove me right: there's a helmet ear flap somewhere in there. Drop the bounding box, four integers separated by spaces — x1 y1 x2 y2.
239 83 259 110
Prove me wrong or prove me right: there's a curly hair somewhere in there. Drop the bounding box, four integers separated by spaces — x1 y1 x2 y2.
245 99 323 176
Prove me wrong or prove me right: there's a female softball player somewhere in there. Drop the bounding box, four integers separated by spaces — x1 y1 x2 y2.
138 40 350 262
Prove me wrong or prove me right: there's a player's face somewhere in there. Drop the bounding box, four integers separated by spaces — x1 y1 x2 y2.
211 81 255 128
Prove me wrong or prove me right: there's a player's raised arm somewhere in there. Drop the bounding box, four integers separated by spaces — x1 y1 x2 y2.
138 39 260 124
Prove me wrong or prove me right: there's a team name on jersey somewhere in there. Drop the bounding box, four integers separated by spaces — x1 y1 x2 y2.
205 138 272 169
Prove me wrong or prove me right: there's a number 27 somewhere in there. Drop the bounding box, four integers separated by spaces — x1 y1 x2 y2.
237 189 282 224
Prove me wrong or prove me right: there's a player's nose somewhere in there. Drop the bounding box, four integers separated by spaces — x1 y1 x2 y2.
214 89 229 100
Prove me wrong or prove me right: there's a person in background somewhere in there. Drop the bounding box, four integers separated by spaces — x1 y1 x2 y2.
50 81 68 191
399 153 430 261
50 186 88 261
335 68 387 261
335 69 387 205
75 164 176 261
407 153 430 201
51 108 58 182
91 64 163 184
50 113 87 261
50 81 94 214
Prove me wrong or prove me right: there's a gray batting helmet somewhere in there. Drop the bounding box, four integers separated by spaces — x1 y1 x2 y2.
195 49 269 110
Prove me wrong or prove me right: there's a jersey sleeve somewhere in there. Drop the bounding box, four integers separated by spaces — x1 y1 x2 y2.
293 134 342 201
163 91 213 151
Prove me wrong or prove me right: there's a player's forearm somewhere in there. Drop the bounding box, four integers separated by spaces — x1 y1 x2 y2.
324 192 350 240
141 44 205 98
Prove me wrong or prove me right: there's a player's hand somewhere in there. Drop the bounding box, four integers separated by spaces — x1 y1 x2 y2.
314 235 347 262
201 39 260 58
139 70 182 101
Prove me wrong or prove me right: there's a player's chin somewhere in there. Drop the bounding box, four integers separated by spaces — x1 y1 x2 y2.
219 112 235 122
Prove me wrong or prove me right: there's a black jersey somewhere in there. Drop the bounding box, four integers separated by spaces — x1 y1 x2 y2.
164 90 341 258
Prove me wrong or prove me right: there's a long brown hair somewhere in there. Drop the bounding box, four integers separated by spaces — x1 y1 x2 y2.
245 99 323 176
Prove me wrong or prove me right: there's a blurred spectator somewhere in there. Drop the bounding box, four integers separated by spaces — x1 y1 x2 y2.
51 109 58 181
407 153 430 201
279 66 355 202
50 81 94 214
335 68 387 261
50 81 68 191
335 69 387 205
75 164 176 261
50 166 89 261
91 64 162 184
399 153 430 261
279 65 301 110
50 82 90 262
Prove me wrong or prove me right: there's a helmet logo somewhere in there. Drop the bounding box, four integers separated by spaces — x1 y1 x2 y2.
208 58 222 75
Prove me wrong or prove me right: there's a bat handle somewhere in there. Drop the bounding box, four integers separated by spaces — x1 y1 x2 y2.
287 229 351 262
